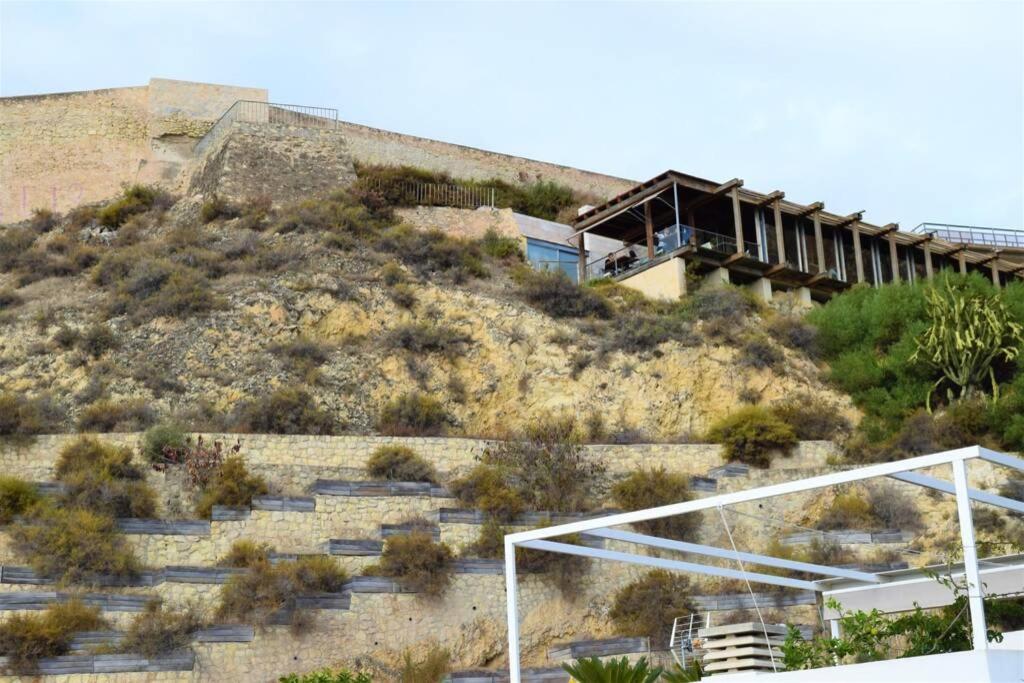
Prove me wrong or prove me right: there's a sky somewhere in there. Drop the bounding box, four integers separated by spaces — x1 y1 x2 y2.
2 1 1022 229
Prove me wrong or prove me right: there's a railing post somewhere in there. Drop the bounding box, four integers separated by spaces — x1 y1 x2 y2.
952 456 988 651
505 539 521 683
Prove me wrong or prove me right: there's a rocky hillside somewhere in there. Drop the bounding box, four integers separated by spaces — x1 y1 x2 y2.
0 188 855 439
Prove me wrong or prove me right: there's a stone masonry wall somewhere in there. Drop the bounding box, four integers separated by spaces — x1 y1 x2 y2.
187 121 357 203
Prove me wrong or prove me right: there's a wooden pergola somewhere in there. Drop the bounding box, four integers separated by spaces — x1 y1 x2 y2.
570 170 1024 300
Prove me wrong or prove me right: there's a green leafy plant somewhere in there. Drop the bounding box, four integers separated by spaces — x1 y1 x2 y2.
705 406 797 468
911 279 1023 410
366 446 437 483
561 656 663 683
140 421 188 465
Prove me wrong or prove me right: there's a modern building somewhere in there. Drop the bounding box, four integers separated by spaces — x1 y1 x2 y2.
570 171 1024 302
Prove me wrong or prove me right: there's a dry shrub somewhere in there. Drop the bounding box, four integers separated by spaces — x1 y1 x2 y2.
612 468 702 541
771 394 852 441
815 490 876 530
373 532 454 597
0 600 107 673
377 392 450 436
738 334 784 370
218 539 273 568
610 570 696 648
96 184 173 228
449 465 526 522
386 322 473 360
157 436 238 490
10 505 139 583
216 556 347 627
231 385 336 435
516 268 612 319
706 406 797 468
28 208 59 233
55 436 156 518
366 446 437 483
768 315 819 357
200 195 241 223
400 643 451 683
194 455 269 518
0 288 22 311
0 392 65 437
76 398 156 433
866 482 923 530
0 477 40 524
119 600 204 658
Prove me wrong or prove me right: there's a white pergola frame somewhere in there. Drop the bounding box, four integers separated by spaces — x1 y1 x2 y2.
503 446 1024 681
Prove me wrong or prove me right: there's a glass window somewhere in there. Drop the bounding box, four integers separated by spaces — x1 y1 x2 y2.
526 238 580 284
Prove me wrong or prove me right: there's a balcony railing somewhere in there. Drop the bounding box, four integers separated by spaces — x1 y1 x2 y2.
913 223 1024 249
194 100 339 155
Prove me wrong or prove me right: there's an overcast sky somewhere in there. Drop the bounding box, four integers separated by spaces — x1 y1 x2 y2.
2 1 1022 229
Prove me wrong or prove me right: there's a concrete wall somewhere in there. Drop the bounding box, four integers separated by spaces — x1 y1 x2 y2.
620 256 688 300
396 206 523 242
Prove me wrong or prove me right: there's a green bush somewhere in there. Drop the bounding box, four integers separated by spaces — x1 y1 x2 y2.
119 600 204 658
216 555 348 627
195 455 269 518
375 225 488 282
0 600 107 673
76 398 155 433
140 421 188 465
10 505 139 583
612 468 701 541
0 392 64 437
366 446 437 483
279 669 372 683
0 478 40 524
96 184 173 228
480 229 523 260
517 268 612 319
372 531 454 597
377 391 450 436
231 386 336 435
54 436 157 518
706 406 798 468
218 539 273 568
610 570 696 648
562 656 663 683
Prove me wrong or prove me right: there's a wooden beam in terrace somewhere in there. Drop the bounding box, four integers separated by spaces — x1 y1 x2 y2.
835 211 865 227
731 187 744 255
851 222 866 283
644 201 655 260
577 235 586 284
924 239 934 278
813 210 826 274
773 199 786 265
888 233 901 283
754 190 785 207
683 178 744 213
796 201 824 218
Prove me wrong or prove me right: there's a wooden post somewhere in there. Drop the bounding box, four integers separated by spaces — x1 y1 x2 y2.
959 252 967 274
731 187 744 255
644 201 655 260
813 211 826 274
577 234 586 284
773 200 785 265
888 236 900 283
992 263 1000 287
852 223 866 283
923 241 934 278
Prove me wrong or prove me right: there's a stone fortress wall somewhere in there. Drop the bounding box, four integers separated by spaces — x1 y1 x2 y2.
1 78 635 224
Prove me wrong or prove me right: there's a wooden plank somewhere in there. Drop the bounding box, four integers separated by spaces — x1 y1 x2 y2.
773 199 785 265
813 211 826 274
889 235 901 283
644 201 655 260
851 223 866 283
731 187 744 255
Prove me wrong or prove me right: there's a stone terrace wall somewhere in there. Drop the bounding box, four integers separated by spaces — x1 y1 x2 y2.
0 433 837 487
337 119 636 200
187 121 357 203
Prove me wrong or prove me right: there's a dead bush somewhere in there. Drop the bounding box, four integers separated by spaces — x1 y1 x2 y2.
216 556 347 628
386 322 473 359
0 392 65 437
610 570 696 648
377 392 450 436
119 600 205 658
230 385 337 435
0 600 107 673
366 446 437 483
372 532 454 597
76 398 156 433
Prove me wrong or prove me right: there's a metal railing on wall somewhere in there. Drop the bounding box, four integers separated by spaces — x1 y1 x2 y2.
365 179 496 210
194 100 340 155
913 222 1024 249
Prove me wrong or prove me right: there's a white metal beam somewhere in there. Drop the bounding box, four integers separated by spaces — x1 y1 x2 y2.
505 447 985 545
584 528 882 583
890 472 1024 514
518 539 820 592
952 459 988 650
978 449 1024 473
504 538 521 682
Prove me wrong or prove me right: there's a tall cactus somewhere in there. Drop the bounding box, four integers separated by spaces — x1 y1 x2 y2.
911 280 1023 411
